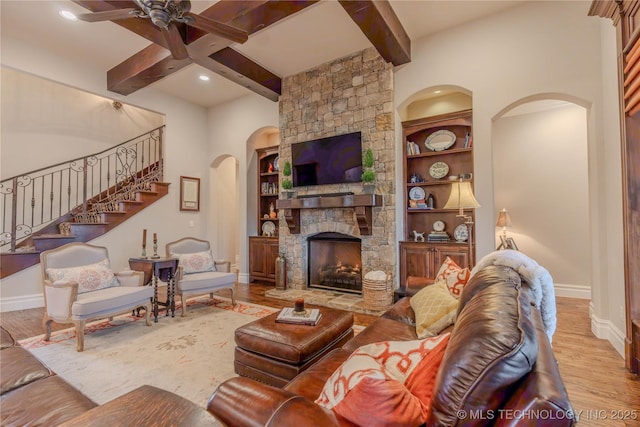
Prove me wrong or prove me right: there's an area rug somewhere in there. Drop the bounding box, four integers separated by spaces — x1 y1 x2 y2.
19 297 277 407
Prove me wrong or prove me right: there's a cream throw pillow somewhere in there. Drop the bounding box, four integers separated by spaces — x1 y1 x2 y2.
172 250 216 274
46 259 119 294
410 282 459 338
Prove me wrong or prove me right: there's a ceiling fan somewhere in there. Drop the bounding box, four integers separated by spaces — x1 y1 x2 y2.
76 0 248 60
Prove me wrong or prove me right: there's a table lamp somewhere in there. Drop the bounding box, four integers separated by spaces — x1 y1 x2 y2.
444 178 481 267
496 208 512 239
496 208 513 250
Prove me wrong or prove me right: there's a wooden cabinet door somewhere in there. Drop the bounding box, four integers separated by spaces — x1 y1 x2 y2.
399 242 436 286
265 239 279 279
434 245 470 270
249 237 267 279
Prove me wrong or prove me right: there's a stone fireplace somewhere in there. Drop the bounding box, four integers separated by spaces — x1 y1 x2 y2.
308 232 362 294
278 47 396 291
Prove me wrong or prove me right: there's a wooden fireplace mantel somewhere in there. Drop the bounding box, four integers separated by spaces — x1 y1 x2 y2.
275 194 383 235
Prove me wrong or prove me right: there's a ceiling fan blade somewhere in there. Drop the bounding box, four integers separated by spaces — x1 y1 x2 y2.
185 13 248 44
76 8 137 23
161 25 189 60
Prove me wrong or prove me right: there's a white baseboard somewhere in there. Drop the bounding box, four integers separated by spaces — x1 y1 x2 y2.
554 283 591 299
589 302 625 358
1 293 44 312
237 273 250 284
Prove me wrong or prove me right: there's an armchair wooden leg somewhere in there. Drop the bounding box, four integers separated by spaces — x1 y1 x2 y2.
144 302 152 326
73 320 86 352
43 318 53 341
181 295 188 317
229 288 236 305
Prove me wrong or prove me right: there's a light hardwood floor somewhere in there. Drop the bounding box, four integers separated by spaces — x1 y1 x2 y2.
1 282 638 426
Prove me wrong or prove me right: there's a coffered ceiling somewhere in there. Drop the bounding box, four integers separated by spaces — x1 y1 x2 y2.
1 1 525 108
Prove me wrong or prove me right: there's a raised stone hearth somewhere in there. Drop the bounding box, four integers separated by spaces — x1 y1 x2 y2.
278 47 396 291
265 288 387 316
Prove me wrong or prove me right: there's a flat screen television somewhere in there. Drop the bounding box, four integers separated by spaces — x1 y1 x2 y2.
291 132 362 187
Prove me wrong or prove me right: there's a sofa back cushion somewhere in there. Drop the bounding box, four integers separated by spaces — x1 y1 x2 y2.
46 259 119 294
427 265 538 426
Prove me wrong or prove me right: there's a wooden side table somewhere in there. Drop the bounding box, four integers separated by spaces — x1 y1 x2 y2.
129 257 179 322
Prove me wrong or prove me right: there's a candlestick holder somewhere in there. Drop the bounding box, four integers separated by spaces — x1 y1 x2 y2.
151 241 160 259
141 244 148 259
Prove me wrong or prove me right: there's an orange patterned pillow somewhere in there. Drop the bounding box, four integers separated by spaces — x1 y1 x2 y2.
315 334 450 426
435 257 470 298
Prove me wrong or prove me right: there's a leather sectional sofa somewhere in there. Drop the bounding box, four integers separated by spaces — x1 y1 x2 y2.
0 326 221 426
207 265 576 426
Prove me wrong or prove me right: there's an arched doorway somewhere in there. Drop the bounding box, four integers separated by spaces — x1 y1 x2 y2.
210 155 240 268
492 98 591 297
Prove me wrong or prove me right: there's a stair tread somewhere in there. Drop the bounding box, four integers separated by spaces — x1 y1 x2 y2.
32 234 75 239
100 211 127 215
121 200 144 204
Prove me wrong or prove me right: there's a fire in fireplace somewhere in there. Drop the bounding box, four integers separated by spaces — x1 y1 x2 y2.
307 232 362 294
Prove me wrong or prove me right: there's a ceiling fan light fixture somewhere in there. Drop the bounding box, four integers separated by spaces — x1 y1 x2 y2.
59 10 78 21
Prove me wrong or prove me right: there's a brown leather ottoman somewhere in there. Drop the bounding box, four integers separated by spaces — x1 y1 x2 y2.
234 307 354 387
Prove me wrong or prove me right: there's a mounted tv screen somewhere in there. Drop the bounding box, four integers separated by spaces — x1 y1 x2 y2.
292 132 363 187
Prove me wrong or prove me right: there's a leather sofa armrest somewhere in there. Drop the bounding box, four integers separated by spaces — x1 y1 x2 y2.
207 377 341 427
115 270 144 287
381 297 416 326
494 308 576 426
214 260 231 273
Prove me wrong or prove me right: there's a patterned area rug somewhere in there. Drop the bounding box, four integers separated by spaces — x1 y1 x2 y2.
19 297 276 408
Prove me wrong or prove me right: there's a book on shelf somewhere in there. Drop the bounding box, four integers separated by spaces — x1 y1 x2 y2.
406 141 420 155
276 307 322 326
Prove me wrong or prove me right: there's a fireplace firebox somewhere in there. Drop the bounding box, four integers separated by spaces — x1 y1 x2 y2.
307 232 362 294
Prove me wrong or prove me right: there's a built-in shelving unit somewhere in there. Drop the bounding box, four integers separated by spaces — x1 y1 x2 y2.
399 109 475 290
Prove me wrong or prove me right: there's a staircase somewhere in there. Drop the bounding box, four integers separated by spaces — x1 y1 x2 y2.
1 127 168 278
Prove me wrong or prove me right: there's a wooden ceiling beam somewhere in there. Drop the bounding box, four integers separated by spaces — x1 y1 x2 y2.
75 0 318 99
338 0 411 66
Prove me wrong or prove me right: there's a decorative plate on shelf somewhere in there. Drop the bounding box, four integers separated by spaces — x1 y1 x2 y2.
429 161 449 179
454 224 469 242
262 221 276 236
273 157 279 171
409 187 426 200
425 130 457 151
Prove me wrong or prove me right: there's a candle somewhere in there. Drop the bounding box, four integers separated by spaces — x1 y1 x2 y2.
153 233 157 243
294 298 305 313
142 229 147 247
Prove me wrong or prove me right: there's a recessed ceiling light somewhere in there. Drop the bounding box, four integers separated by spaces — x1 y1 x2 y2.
59 10 78 21
199 75 210 81
434 90 442 94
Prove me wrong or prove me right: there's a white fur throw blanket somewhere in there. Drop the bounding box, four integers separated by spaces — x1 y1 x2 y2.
470 250 557 343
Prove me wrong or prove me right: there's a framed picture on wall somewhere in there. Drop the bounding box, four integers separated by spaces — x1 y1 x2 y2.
180 176 200 212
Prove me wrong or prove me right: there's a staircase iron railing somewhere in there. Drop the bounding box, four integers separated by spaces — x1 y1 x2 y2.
0 126 164 252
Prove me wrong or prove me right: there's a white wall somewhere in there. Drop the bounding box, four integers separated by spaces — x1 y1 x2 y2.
1 29 211 309
207 96 279 282
0 67 164 179
394 1 624 354
493 104 591 289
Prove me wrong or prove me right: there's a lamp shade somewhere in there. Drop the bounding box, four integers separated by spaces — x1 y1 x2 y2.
443 180 480 215
496 209 512 228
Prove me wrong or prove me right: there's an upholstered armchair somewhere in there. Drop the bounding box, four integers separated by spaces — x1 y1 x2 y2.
166 237 237 316
40 242 153 352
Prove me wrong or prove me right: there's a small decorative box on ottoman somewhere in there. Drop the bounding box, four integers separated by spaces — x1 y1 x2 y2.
234 307 354 387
